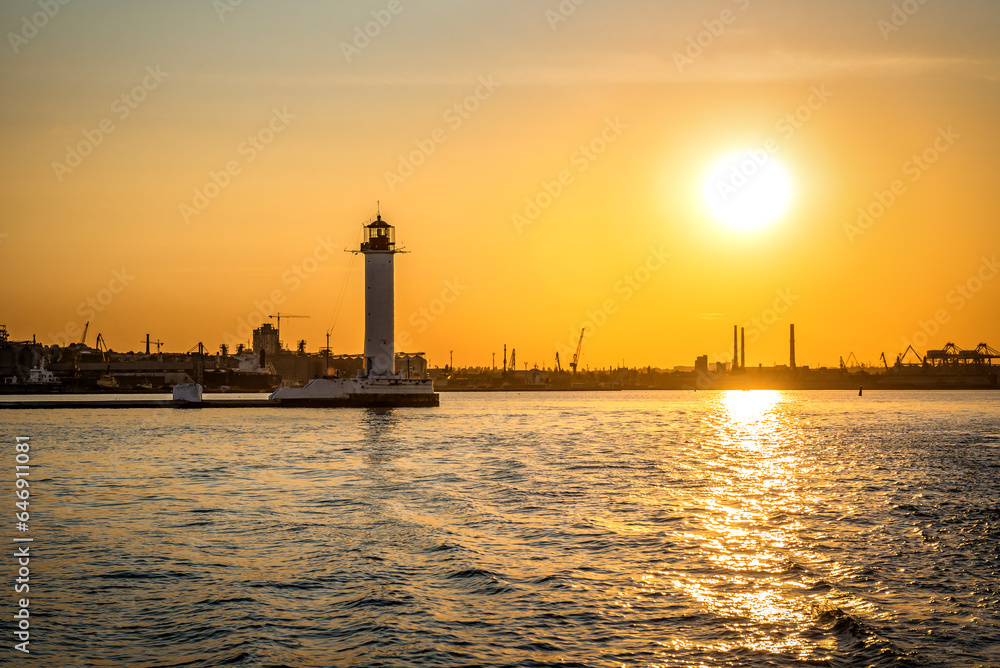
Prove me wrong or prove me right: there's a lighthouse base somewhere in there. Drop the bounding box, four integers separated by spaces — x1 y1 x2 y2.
268 378 439 408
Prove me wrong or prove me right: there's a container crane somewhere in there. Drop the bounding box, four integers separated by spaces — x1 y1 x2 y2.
569 328 585 374
974 343 1000 365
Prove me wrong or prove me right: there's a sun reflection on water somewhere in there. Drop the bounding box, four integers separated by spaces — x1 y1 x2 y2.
721 389 781 432
644 390 841 661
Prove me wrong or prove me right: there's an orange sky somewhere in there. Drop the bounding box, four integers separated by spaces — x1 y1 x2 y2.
2 0 999 370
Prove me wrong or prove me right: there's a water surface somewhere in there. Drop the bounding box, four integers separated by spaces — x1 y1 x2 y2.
4 390 999 667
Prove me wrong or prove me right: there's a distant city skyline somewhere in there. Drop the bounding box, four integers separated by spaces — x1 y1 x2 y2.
2 0 999 369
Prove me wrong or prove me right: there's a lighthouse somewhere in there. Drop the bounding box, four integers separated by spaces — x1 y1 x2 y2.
359 213 400 378
267 208 437 407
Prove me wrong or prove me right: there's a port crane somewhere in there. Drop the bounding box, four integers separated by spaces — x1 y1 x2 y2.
185 342 206 384
95 333 109 362
839 352 861 370
269 313 310 348
140 335 165 354
269 313 310 329
554 352 562 372
898 345 924 366
508 348 516 374
974 343 1000 364
569 328 585 374
80 321 90 345
926 342 1000 367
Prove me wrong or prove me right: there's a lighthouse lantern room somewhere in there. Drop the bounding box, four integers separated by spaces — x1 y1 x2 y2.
361 215 396 252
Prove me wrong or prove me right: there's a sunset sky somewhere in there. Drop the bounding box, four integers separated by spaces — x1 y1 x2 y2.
2 0 999 370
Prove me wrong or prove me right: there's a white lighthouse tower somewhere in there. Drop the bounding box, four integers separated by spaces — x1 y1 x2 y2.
268 209 438 407
359 214 399 378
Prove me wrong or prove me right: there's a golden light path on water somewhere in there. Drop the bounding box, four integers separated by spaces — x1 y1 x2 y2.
635 391 853 660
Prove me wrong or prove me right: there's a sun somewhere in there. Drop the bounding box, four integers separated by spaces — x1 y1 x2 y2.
702 150 794 231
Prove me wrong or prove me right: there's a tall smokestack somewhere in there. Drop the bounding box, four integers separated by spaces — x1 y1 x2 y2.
740 327 745 369
790 324 796 369
733 325 739 372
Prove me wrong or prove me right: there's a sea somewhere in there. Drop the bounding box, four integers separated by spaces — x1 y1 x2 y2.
2 390 999 667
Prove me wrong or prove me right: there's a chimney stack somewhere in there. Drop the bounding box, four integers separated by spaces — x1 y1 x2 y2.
740 327 745 369
733 325 739 371
790 324 796 369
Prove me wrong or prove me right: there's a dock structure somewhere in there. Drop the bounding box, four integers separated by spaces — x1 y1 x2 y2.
0 399 271 410
0 395 437 409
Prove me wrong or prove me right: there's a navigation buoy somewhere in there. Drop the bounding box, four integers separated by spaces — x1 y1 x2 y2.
859 385 863 397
